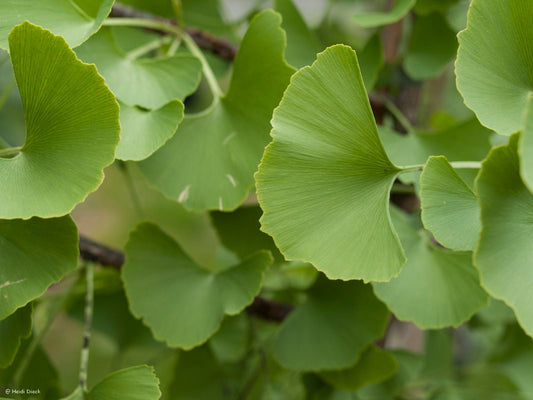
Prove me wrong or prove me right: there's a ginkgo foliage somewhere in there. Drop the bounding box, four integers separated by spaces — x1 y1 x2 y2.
1 0 533 399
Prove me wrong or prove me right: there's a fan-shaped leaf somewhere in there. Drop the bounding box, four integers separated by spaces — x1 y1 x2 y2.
456 0 533 135
0 0 114 49
122 222 271 349
273 276 390 371
0 304 32 367
256 45 405 282
353 0 416 28
475 133 533 338
373 208 488 329
88 365 161 400
139 10 295 212
0 22 120 219
116 100 184 161
420 156 480 251
359 34 384 91
0 216 78 320
519 97 533 192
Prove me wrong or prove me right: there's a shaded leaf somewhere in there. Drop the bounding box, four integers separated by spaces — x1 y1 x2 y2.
139 10 295 211
420 156 480 251
123 222 271 349
353 0 416 28
0 22 119 219
273 276 390 371
475 133 533 338
0 216 78 320
359 34 384 91
519 97 533 192
0 0 114 49
373 207 488 329
456 0 533 135
88 365 161 400
256 45 405 282
0 304 32 368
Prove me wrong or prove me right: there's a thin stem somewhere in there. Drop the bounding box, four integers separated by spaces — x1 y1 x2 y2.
0 77 16 111
449 161 482 169
0 146 22 157
182 33 223 99
126 35 173 60
379 94 415 133
398 164 425 172
103 17 181 35
167 35 182 56
79 262 94 392
117 161 145 219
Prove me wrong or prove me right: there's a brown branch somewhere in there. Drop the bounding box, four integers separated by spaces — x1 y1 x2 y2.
109 3 237 60
78 235 292 321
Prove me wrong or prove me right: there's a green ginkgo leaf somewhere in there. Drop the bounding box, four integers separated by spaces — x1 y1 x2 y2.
76 27 202 109
403 12 457 81
273 276 390 371
0 216 78 320
0 0 114 49
256 45 405 282
519 97 533 192
319 346 398 391
0 304 32 367
373 207 488 329
353 0 416 28
122 222 271 349
139 10 295 212
359 34 384 91
116 100 184 161
0 22 119 219
420 156 480 251
475 133 533 338
456 0 533 135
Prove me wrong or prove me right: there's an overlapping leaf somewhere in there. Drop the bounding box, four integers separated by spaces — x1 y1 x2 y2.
475 133 533 338
139 10 295 211
0 0 114 49
273 276 390 371
256 45 405 282
0 304 32 367
122 222 271 349
373 208 488 329
0 216 78 320
359 34 384 91
0 22 120 219
456 0 533 135
353 0 415 28
420 156 480 251
519 97 533 192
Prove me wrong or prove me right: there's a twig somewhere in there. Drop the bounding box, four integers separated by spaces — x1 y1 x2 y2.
79 262 94 391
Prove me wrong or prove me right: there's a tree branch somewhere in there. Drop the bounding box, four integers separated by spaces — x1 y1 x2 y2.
109 3 237 61
78 235 293 321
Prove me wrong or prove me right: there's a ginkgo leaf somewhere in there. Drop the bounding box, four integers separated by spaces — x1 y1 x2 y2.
475 133 533 338
319 346 398 391
116 100 184 161
0 0 114 49
519 97 533 192
0 216 78 320
122 222 271 349
88 365 161 400
76 27 202 109
353 0 416 28
403 13 457 81
0 304 32 367
456 0 533 135
0 22 120 219
359 34 384 91
139 10 295 212
256 45 405 282
420 156 480 251
373 207 488 329
273 276 390 371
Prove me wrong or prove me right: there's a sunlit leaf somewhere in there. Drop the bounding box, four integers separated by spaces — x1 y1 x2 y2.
139 10 295 211
373 207 488 329
0 216 78 320
319 346 398 391
0 22 120 219
116 100 183 161
256 45 405 281
0 0 114 49
353 0 416 28
403 13 457 81
456 0 533 135
123 222 271 349
475 133 533 338
273 276 389 371
420 156 480 251
0 304 32 368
